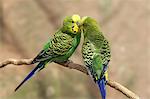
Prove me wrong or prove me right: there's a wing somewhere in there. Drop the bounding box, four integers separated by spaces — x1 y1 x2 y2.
32 30 80 64
32 39 53 64
55 32 81 61
51 32 74 56
99 38 111 78
93 38 111 80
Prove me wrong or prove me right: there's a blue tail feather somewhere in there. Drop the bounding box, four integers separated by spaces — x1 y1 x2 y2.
97 78 106 99
15 62 45 91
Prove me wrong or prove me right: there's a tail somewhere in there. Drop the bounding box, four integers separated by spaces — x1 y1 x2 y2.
15 62 45 91
97 78 106 99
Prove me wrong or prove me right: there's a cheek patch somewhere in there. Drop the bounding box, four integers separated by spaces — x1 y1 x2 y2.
72 23 79 33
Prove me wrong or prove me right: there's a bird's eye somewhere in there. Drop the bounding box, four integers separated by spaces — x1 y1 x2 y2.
72 21 74 23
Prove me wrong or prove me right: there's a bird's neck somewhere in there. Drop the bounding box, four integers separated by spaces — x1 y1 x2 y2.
61 27 76 38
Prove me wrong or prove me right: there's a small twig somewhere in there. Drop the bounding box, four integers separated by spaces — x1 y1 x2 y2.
0 58 140 99
0 59 33 68
107 81 139 99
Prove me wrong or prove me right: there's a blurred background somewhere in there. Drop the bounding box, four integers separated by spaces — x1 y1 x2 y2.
0 0 149 99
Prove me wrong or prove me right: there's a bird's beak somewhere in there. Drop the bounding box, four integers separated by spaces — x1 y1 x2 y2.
76 21 80 27
76 21 83 29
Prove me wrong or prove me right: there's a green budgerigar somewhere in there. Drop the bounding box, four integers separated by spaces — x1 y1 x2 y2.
15 15 81 91
81 16 111 99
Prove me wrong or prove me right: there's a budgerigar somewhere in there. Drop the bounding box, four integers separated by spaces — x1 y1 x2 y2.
81 16 111 99
15 15 81 91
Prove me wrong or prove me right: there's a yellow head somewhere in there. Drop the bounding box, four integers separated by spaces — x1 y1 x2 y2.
72 14 81 23
72 15 81 33
62 14 81 35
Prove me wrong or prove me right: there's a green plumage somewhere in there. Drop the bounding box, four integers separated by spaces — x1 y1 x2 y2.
81 17 111 99
15 15 81 91
32 15 81 63
32 29 81 63
82 17 111 80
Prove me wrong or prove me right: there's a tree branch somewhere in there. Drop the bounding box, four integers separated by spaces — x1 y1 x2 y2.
0 58 139 99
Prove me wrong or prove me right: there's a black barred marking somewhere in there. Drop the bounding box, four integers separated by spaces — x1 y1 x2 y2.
82 38 111 81
51 33 73 55
99 38 111 63
82 41 97 80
